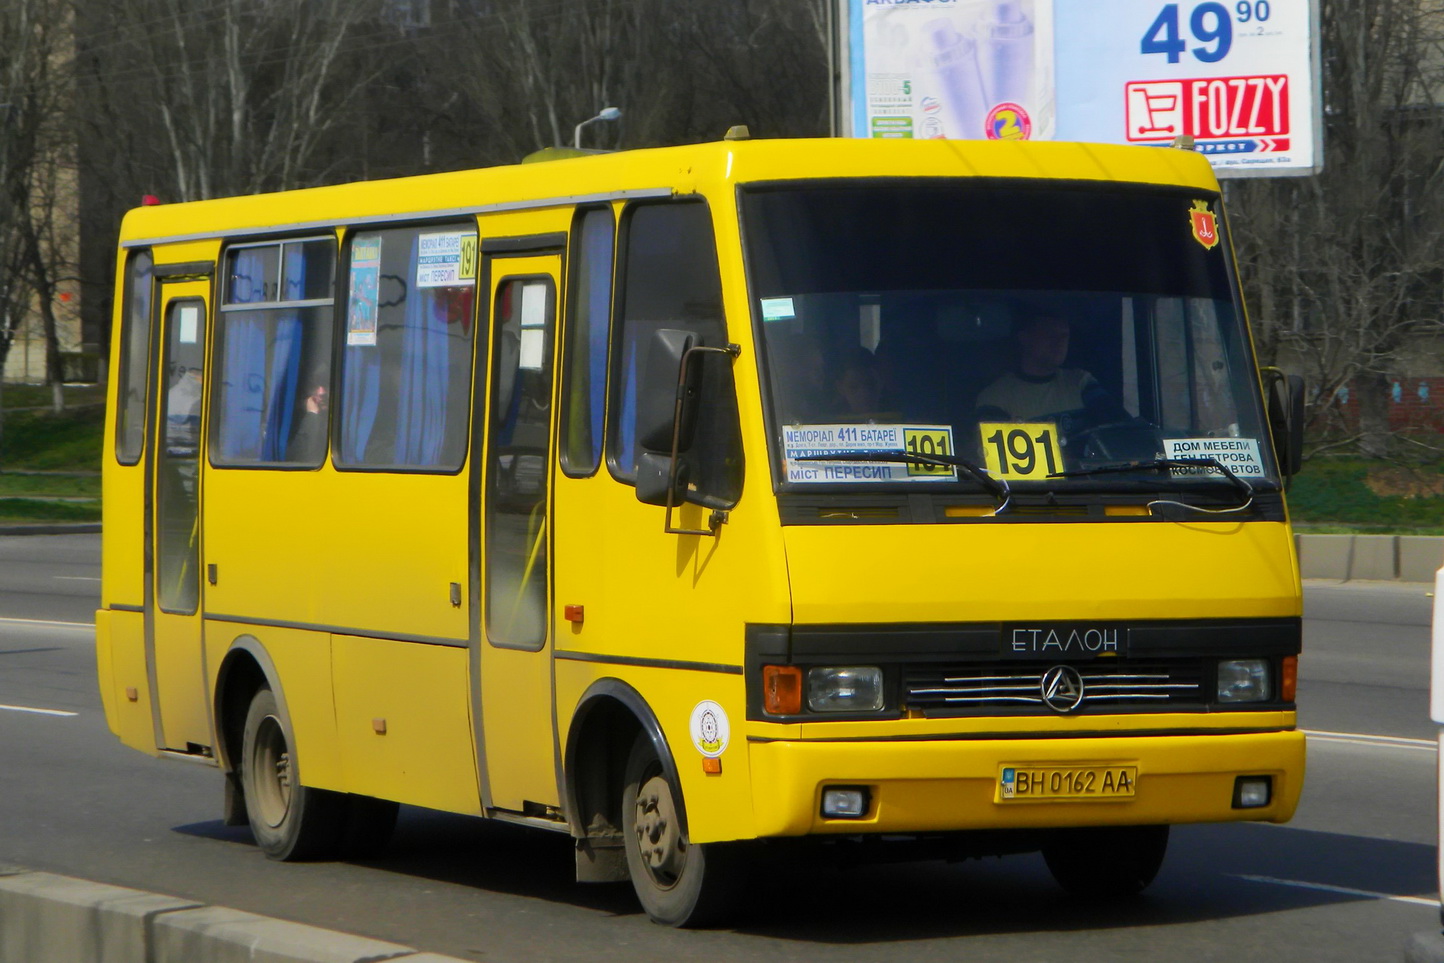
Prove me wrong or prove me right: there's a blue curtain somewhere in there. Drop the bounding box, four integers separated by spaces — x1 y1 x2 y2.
262 315 302 460
394 284 451 466
219 316 267 460
341 344 380 464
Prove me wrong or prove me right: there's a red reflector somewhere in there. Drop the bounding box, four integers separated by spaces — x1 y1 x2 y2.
563 604 584 623
763 665 802 715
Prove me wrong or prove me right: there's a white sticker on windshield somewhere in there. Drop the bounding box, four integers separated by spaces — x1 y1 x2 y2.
1163 438 1265 478
760 297 796 322
783 424 957 483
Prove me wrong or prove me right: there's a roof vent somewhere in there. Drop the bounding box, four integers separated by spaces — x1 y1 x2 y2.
724 125 751 141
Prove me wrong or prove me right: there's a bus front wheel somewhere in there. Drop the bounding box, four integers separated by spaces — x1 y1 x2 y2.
240 687 346 861
1042 825 1170 898
620 733 743 927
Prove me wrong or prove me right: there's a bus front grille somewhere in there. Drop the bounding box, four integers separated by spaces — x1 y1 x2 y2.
903 661 1208 713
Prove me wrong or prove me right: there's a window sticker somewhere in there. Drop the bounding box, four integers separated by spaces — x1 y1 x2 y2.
760 297 796 322
1189 199 1220 250
177 305 200 344
783 424 957 483
979 422 1064 480
346 236 381 346
416 231 478 288
1163 437 1264 478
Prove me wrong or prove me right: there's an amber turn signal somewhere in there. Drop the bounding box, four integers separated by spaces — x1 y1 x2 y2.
762 664 802 715
1281 655 1297 703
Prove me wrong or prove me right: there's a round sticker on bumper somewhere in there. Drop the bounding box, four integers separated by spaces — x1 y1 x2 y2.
690 701 730 758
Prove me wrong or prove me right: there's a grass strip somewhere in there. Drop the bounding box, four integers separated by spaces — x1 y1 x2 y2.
0 498 101 522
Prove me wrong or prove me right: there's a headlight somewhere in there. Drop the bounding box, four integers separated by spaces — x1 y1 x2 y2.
1218 659 1271 703
807 666 884 712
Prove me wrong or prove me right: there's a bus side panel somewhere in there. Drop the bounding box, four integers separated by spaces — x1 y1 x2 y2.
98 608 155 752
100 462 145 609
332 635 480 814
555 661 757 845
207 625 345 791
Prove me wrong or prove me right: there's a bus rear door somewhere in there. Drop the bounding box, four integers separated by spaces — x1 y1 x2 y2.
147 274 213 752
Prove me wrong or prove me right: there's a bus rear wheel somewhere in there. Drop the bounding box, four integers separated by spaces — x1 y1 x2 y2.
620 733 742 927
240 687 346 861
1042 825 1170 898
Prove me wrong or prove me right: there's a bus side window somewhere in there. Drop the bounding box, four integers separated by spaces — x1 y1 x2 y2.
607 201 743 506
335 224 476 472
559 206 615 477
115 248 154 465
212 239 336 467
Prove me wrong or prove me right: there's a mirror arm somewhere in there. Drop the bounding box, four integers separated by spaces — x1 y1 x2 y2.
662 343 741 537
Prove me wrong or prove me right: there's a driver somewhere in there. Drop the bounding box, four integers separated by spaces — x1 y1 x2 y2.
975 316 1099 420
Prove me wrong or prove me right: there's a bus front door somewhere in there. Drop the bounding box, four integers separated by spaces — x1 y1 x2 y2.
477 252 564 814
146 278 213 753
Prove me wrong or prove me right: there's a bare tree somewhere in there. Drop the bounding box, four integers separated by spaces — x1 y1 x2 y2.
0 0 75 418
1231 0 1444 458
78 0 391 202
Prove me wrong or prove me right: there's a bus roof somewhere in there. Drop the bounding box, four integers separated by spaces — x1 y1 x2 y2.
118 137 1219 249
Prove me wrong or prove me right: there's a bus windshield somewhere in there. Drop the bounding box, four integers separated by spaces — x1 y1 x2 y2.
741 180 1280 497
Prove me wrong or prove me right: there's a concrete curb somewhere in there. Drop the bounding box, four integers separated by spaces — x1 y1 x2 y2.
0 868 471 963
1296 533 1444 582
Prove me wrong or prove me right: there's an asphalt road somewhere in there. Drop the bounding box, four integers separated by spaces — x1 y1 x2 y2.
0 533 1435 961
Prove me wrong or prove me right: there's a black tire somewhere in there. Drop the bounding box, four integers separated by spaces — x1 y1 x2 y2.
620 733 744 927
1043 825 1170 898
239 687 347 861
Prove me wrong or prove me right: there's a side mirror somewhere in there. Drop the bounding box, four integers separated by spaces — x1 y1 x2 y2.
1264 368 1305 478
636 451 690 507
637 328 699 454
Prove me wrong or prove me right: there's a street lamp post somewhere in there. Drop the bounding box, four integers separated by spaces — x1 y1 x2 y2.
573 106 622 150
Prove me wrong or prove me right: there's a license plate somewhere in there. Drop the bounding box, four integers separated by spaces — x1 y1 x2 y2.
998 765 1137 801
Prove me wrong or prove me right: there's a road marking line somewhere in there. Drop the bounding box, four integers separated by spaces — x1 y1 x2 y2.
1303 729 1435 752
0 704 78 717
0 616 93 628
1234 874 1436 907
54 576 100 581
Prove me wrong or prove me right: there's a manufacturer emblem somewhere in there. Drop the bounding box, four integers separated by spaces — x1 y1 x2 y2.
1189 199 1220 249
1040 665 1085 713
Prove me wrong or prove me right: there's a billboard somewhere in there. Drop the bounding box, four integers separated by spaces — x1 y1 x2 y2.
840 0 1320 177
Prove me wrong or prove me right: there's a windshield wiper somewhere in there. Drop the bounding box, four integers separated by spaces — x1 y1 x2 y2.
1049 456 1255 502
794 450 1010 506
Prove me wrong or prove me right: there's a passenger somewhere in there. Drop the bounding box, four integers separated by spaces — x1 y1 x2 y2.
835 347 885 418
976 316 1099 420
289 378 329 461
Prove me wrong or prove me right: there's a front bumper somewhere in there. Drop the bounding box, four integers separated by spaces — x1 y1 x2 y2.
747 728 1305 837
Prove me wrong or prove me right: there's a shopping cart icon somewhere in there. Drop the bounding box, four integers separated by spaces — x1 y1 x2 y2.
1125 81 1185 141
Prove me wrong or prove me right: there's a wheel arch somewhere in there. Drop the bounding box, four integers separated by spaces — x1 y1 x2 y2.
213 635 295 780
563 678 688 841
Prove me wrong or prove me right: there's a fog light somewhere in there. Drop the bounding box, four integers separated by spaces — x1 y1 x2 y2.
1233 776 1272 809
821 787 870 818
807 666 884 712
1218 659 1270 703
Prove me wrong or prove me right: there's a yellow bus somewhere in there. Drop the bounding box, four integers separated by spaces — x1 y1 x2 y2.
98 134 1307 927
